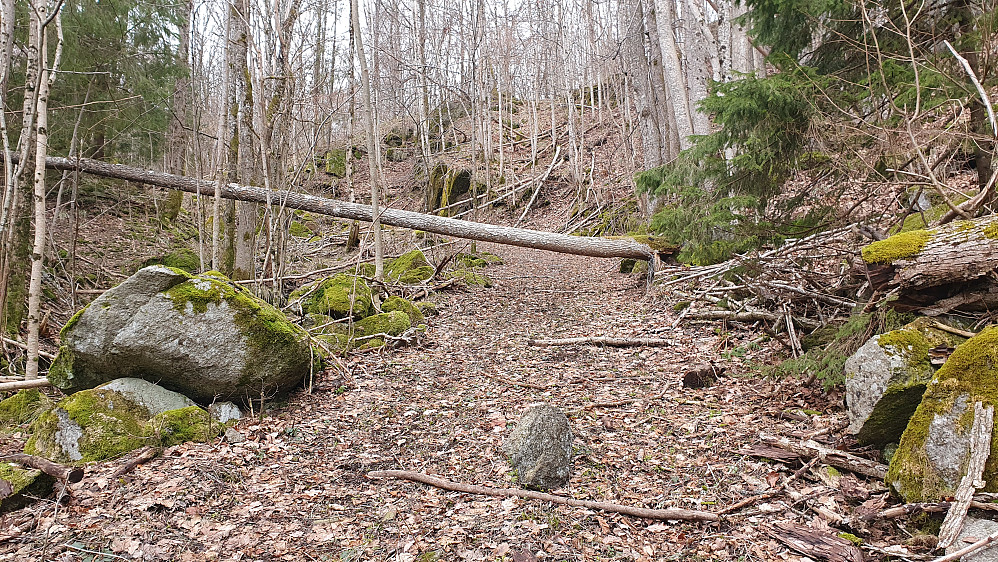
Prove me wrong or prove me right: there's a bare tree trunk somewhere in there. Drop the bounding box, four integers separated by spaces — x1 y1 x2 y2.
162 0 193 223
351 0 384 280
653 0 695 149
623 0 664 169
232 0 257 281
26 2 61 379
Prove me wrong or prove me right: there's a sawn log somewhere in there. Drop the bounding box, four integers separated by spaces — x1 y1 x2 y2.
23 155 655 261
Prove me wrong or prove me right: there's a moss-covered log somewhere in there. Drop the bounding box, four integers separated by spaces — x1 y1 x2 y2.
19 154 656 261
860 214 998 313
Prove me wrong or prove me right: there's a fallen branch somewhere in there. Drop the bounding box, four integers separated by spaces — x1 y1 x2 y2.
367 470 720 522
1 337 57 360
932 527 998 562
720 458 820 515
527 336 674 348
0 453 83 483
112 447 163 478
872 499 998 520
759 433 887 479
768 521 864 562
0 378 53 392
938 402 994 549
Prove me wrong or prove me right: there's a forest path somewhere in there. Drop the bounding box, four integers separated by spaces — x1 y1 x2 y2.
3 245 837 562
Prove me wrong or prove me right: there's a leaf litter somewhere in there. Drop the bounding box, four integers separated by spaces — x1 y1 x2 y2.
0 244 920 561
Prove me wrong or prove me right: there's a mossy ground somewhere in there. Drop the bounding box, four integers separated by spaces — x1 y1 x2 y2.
887 326 998 501
445 269 492 287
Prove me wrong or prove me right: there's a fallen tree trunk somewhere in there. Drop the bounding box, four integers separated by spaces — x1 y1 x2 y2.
0 453 83 483
21 155 655 261
860 214 998 314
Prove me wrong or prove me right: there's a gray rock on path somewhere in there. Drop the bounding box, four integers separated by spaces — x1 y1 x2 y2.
944 517 998 562
503 403 573 491
48 266 313 403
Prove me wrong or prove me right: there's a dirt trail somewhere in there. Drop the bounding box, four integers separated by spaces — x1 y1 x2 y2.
1 245 837 561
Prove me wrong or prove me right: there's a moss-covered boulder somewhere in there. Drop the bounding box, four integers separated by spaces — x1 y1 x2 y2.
382 296 425 323
290 274 373 319
48 266 313 403
886 326 998 501
455 252 503 269
0 389 50 429
354 311 412 348
845 318 966 447
0 463 54 513
25 379 221 465
385 250 434 284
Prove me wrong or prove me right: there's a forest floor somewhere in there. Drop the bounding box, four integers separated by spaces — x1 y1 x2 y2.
0 237 916 562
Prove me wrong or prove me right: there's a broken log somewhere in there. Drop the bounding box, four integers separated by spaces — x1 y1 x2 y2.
759 432 888 479
767 521 864 562
938 402 994 549
21 154 655 261
0 378 53 392
367 470 720 522
860 213 998 313
0 453 83 483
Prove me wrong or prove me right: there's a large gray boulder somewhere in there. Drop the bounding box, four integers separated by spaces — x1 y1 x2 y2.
48 266 313 403
886 326 998 502
503 403 573 491
845 318 964 447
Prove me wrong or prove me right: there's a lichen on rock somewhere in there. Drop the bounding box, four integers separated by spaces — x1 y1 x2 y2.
886 326 998 502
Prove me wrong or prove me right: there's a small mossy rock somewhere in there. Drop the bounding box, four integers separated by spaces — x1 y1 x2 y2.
48 266 313 403
502 403 573 491
25 385 152 464
445 269 492 287
382 296 425 323
455 252 503 269
290 274 373 319
845 318 967 447
385 250 434 284
147 406 221 447
0 463 54 513
354 311 412 339
886 326 998 502
0 389 50 428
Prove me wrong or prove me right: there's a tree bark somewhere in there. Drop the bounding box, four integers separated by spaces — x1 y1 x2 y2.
19 155 657 261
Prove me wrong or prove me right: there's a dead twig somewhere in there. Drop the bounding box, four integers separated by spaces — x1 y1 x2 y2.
759 432 887 479
527 336 673 347
112 447 163 478
720 457 820 515
367 470 720 522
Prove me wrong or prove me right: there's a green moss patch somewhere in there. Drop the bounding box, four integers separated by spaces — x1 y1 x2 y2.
385 250 434 284
0 389 50 429
147 406 221 447
290 274 373 319
455 252 503 269
382 296 425 323
141 248 200 274
0 464 54 512
861 229 935 264
445 269 492 287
